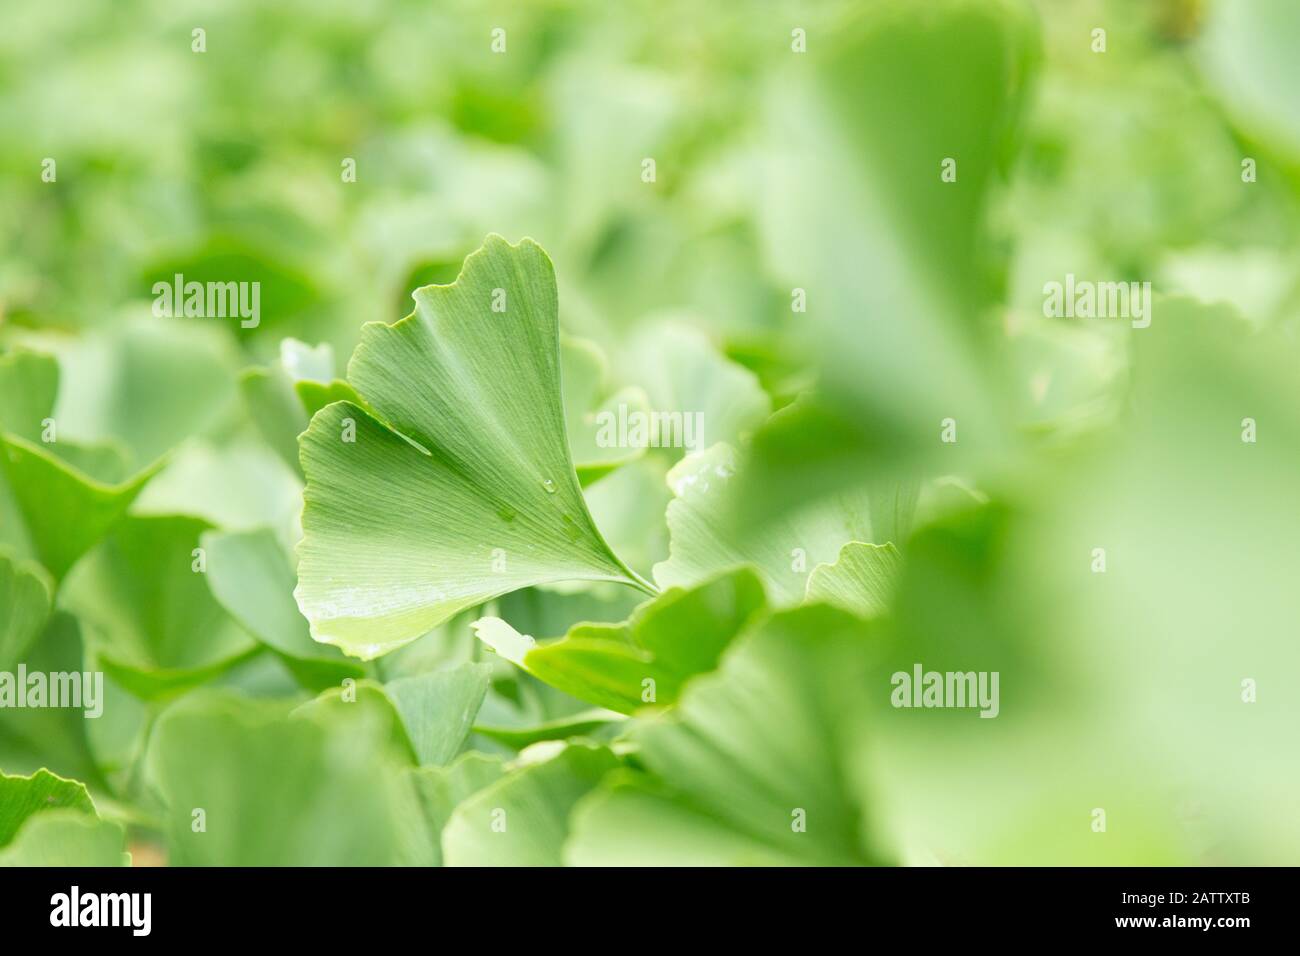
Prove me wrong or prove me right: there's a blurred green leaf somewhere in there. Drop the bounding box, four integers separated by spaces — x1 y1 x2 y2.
62 515 259 699
0 434 159 581
1198 0 1300 162
474 567 766 715
621 321 771 456
560 335 650 485
149 692 412 866
567 605 891 866
384 663 493 767
0 348 58 443
443 742 618 866
805 542 901 619
402 753 505 867
0 551 51 670
202 527 363 690
0 769 124 867
655 443 912 603
0 612 103 786
474 708 622 750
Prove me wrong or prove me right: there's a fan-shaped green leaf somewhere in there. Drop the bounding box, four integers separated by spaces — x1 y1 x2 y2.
295 235 651 660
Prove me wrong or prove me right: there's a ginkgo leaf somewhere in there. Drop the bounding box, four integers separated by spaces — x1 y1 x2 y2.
402 753 505 866
622 320 772 456
61 515 260 698
0 768 94 845
0 348 58 443
581 455 672 578
566 605 892 866
39 315 242 468
288 673 498 859
240 366 309 475
654 443 910 604
805 542 902 618
149 692 411 865
384 663 493 767
474 708 623 750
296 378 364 417
295 235 652 660
0 552 52 671
240 339 345 474
201 528 364 690
0 769 125 867
0 348 158 573
132 438 300 545
0 611 103 786
442 742 618 866
473 567 767 715
0 434 160 580
560 335 651 486
291 679 422 766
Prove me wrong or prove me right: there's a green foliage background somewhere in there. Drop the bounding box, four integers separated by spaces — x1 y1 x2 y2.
1 0 1298 865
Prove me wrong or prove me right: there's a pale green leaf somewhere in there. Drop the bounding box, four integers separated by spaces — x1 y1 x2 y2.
149 693 411 865
0 769 124 867
384 662 493 767
560 335 650 485
0 612 104 786
36 316 242 468
746 0 1036 519
474 708 623 750
566 605 891 866
402 753 505 866
61 515 259 699
805 542 902 618
240 338 341 474
239 365 308 474
0 767 94 844
291 679 418 766
654 443 906 603
474 567 766 715
0 348 58 443
564 771 802 866
0 811 126 866
0 551 52 670
622 321 771 455
442 742 618 866
202 528 363 690
0 434 160 580
131 438 301 546
295 378 363 417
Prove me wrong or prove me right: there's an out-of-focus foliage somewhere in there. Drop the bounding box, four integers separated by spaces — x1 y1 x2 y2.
1 0 1298 866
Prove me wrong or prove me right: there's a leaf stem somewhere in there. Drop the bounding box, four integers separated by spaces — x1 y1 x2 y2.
622 566 660 596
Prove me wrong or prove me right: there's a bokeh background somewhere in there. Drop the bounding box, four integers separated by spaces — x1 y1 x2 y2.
1 0 1298 865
